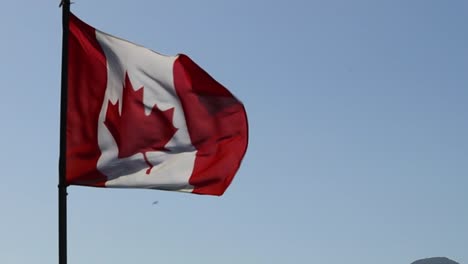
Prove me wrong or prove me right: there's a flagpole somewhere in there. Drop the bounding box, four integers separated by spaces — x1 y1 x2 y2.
59 1 70 264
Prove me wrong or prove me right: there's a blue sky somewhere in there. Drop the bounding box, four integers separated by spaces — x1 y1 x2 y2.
0 1 467 263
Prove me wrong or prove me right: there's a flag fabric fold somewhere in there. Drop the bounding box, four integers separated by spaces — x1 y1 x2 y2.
66 13 248 195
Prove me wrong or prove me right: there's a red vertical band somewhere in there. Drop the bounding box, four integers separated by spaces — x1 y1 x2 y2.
173 55 249 195
66 14 108 186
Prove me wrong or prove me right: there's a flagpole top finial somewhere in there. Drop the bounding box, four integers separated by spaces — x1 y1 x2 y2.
59 0 73 8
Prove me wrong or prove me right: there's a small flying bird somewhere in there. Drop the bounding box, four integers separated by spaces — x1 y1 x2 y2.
152 201 159 205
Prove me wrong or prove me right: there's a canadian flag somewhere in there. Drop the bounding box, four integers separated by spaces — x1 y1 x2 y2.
66 13 248 195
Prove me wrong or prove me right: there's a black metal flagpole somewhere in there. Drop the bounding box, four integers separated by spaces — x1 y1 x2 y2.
59 1 70 264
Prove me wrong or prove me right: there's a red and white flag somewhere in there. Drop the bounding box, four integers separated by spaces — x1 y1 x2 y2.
66 13 248 195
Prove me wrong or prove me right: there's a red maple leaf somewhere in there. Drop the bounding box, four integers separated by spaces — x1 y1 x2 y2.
104 72 177 174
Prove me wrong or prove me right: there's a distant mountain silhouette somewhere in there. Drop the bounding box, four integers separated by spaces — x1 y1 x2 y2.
411 257 459 264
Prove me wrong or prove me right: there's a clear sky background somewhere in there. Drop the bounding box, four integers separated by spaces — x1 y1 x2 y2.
0 1 467 263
